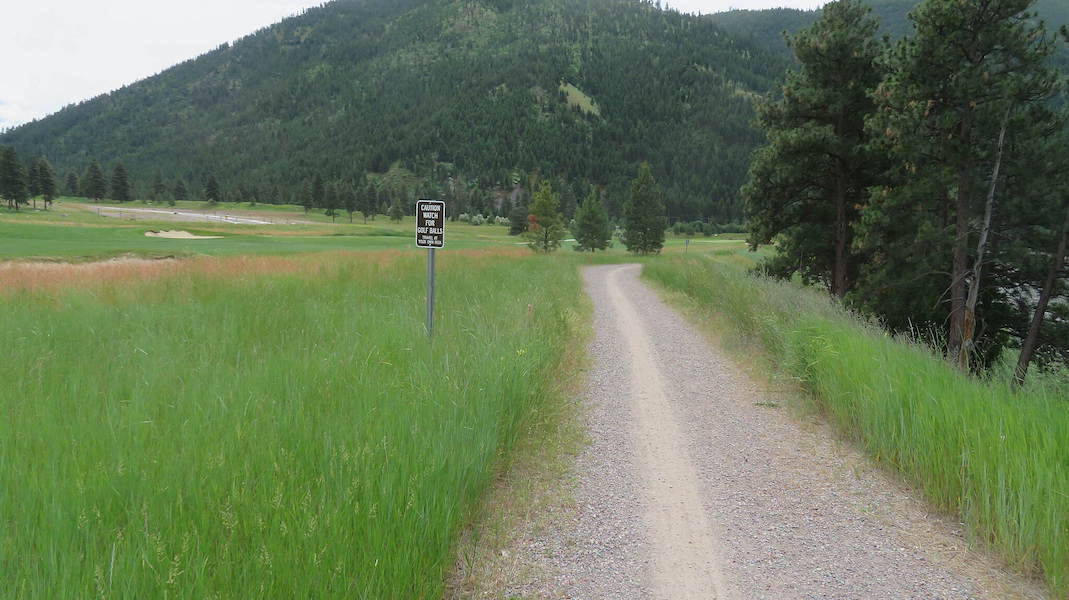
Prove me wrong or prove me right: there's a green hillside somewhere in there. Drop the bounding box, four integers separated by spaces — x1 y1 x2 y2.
709 0 1068 55
0 0 790 222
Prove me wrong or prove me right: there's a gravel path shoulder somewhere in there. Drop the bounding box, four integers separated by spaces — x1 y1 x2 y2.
504 264 1045 600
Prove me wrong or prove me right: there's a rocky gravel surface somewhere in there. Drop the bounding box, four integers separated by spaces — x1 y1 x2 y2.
503 264 1044 600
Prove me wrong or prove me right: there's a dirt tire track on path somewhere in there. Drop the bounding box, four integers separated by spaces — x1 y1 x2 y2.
605 264 729 599
503 264 1044 599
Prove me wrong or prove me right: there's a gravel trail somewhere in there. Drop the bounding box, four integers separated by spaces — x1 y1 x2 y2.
505 264 1043 600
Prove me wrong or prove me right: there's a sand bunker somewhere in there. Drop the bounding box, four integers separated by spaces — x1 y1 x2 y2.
145 230 222 240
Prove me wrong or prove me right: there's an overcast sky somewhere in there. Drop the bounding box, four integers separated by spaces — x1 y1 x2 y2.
0 0 826 130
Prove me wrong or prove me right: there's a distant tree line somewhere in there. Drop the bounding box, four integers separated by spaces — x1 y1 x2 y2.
744 0 1069 383
0 146 58 210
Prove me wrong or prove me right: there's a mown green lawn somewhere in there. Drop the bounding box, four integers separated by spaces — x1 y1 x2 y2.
0 205 517 261
0 202 753 262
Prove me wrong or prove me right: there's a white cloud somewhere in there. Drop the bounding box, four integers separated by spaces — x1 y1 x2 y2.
0 0 322 128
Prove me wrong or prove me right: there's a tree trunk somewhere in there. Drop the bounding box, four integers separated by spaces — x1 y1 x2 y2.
948 122 973 362
832 158 849 298
959 109 1010 370
1014 201 1069 387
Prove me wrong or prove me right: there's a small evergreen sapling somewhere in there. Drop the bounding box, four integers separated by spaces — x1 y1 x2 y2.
151 170 167 204
204 174 221 205
173 179 187 205
36 158 57 209
83 161 107 201
389 201 405 223
111 163 131 202
622 163 666 254
524 180 565 253
574 188 611 251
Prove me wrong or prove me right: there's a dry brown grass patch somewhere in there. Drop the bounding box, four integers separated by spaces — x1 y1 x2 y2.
0 251 413 294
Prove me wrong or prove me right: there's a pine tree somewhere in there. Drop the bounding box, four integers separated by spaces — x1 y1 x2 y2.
361 183 376 222
388 200 405 223
0 146 29 210
173 179 188 204
110 163 131 202
990 114 1069 382
574 188 611 251
558 178 579 221
343 181 358 223
36 158 57 208
856 0 1062 365
324 181 340 221
622 163 666 254
27 159 42 202
312 174 325 209
524 180 565 253
205 174 221 204
1013 191 1069 385
65 172 79 197
151 170 166 203
83 161 107 201
301 180 314 213
743 0 883 297
508 201 529 235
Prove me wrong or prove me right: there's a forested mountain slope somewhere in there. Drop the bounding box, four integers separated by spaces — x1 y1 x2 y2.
708 0 1068 55
0 0 790 222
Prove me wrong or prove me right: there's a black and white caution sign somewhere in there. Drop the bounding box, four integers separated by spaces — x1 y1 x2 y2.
416 200 445 248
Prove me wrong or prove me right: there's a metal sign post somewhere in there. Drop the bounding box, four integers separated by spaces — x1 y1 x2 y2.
426 247 436 337
416 200 446 338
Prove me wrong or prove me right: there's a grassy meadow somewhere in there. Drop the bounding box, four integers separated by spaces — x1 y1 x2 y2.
18 203 1061 595
645 256 1069 596
0 249 586 598
0 205 742 597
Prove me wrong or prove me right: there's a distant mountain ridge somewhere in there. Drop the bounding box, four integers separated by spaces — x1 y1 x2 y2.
708 0 1069 56
0 0 791 222
5 0 1062 223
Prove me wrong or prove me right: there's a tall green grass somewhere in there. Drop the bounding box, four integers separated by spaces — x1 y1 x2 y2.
0 252 582 598
645 257 1069 597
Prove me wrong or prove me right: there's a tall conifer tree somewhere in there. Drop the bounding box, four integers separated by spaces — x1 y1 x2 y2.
36 158 57 208
744 0 883 297
151 170 166 203
110 163 131 202
574 188 611 251
312 174 325 209
205 174 221 204
0 146 29 209
622 163 666 254
524 180 565 253
857 0 1061 365
343 181 358 223
173 179 188 203
324 181 340 221
83 161 107 201
27 160 42 201
360 182 377 222
388 200 405 223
